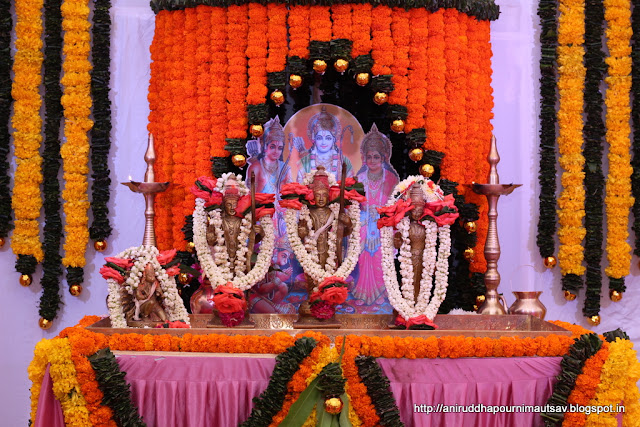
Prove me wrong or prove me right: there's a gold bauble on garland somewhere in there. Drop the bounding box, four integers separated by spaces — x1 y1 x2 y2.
609 290 623 302
289 74 303 89
587 315 601 326
464 221 477 233
476 295 486 305
187 241 196 254
373 92 388 105
20 274 32 287
543 256 557 269
564 290 577 301
0 236 5 247
94 239 107 252
313 59 327 74
270 90 285 106
334 59 349 73
473 304 479 312
419 164 435 178
250 124 264 138
391 119 405 133
39 318 52 330
69 283 83 297
408 147 424 162
463 248 475 261
356 73 370 86
324 397 343 415
179 272 190 285
232 154 247 168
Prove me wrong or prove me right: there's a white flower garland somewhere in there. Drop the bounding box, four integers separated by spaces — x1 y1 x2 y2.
391 176 445 202
215 172 249 195
193 198 275 290
285 203 361 292
206 210 251 281
106 245 190 328
302 169 338 186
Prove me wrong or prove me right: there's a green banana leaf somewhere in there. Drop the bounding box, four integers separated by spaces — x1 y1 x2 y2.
281 376 321 427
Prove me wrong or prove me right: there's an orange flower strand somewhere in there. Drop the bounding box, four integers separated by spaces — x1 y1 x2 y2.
246 3 268 105
266 4 288 73
331 4 352 40
288 5 310 58
309 6 331 42
351 4 372 57
405 7 429 132
209 7 228 158
226 5 249 141
371 6 393 76
389 8 410 106
424 9 446 147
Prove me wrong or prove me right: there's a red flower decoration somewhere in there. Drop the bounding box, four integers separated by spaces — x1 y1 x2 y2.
156 249 177 265
310 301 335 319
104 257 133 270
377 199 415 228
236 195 251 217
281 182 314 200
396 314 439 329
320 286 348 305
190 184 212 200
99 266 125 284
279 199 303 210
219 311 246 327
337 177 357 187
198 176 218 191
422 194 459 226
255 206 275 220
204 191 223 208
329 187 367 203
164 266 180 276
213 285 247 313
318 276 348 291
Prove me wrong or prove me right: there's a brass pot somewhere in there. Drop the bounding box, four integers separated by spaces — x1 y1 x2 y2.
508 291 546 320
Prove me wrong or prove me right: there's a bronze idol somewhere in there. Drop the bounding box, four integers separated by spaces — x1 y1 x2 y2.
122 263 168 326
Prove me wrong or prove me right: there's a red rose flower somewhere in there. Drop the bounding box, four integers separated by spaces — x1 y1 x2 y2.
204 191 223 208
104 257 133 270
329 187 367 203
213 285 247 313
156 249 177 265
235 195 251 217
320 286 348 305
164 266 180 276
377 199 415 228
219 311 246 327
198 176 217 191
423 194 459 226
255 193 275 205
406 315 438 329
310 301 335 319
318 276 348 291
281 182 314 200
337 177 357 187
279 199 303 210
255 206 275 220
190 184 211 200
99 266 125 284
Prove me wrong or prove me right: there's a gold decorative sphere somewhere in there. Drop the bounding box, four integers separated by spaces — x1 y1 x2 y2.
94 239 107 252
69 283 83 297
473 304 479 312
419 164 435 178
179 272 191 285
373 92 388 105
0 236 5 247
564 290 577 301
19 274 32 287
356 73 370 86
324 397 343 415
464 221 477 233
270 90 285 106
408 147 424 162
543 256 557 269
187 241 196 254
610 290 623 302
232 154 247 168
39 318 53 330
391 119 405 133
334 58 349 73
250 124 264 138
476 295 486 305
313 59 327 74
463 248 475 261
587 315 601 326
289 74 303 89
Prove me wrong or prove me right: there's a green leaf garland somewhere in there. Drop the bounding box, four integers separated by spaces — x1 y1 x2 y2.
355 356 404 427
0 0 12 239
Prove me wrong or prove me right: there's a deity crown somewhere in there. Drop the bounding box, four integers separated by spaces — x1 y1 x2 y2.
263 117 285 145
409 182 426 206
307 106 340 142
309 166 331 191
361 123 391 158
223 177 241 201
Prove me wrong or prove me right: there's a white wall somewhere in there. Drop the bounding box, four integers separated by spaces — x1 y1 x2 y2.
1 1 638 425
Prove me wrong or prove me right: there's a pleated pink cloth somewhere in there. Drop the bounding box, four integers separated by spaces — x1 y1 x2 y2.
34 355 564 427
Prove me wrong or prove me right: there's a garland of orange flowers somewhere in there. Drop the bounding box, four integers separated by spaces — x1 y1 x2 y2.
247 4 268 106
603 0 634 295
288 5 310 59
389 8 409 107
266 4 287 74
194 6 213 178
309 5 331 43
331 4 352 40
11 0 45 274
424 9 446 152
405 7 429 133
351 4 372 58
60 0 94 284
209 7 228 158
464 14 482 187
226 4 249 152
557 0 587 293
371 6 393 77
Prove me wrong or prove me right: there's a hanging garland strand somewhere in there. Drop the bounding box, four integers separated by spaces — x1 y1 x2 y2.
39 0 64 321
582 0 606 318
604 0 634 295
557 0 587 295
632 0 640 261
0 0 12 242
536 0 558 262
89 0 113 244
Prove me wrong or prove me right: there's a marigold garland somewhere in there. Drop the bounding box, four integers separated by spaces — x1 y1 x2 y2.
194 5 213 178
288 5 310 59
60 0 94 284
405 7 429 133
557 0 587 292
266 3 288 74
351 4 372 58
246 4 268 105
603 0 634 293
11 0 45 268
0 0 12 240
371 6 393 77
464 14 482 188
631 0 640 260
309 5 331 43
389 8 409 107
331 4 352 40
209 7 228 158
225 4 249 146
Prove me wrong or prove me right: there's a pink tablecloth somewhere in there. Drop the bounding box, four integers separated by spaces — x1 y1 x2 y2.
34 354 563 427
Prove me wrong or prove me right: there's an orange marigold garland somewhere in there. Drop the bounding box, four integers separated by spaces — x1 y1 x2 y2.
209 7 228 158
389 8 410 107
351 4 372 58
424 9 446 152
331 4 352 40
309 5 331 43
288 5 310 59
194 6 213 178
405 7 429 133
246 4 268 105
266 3 287 74
370 6 393 77
464 15 483 187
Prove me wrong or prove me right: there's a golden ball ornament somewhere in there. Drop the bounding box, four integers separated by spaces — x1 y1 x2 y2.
356 72 370 86
587 315 601 326
391 119 405 133
324 397 344 415
94 239 107 252
476 295 486 305
289 74 303 89
313 59 327 74
610 290 623 302
0 236 5 247
334 58 349 73
373 92 388 105
250 124 264 138
564 290 577 301
419 164 435 178
39 318 53 330
187 241 196 254
232 154 247 168
464 221 477 233
179 272 190 285
69 283 83 297
543 256 557 269
408 147 424 162
473 304 479 312
463 248 475 261
270 90 285 106
19 274 32 287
